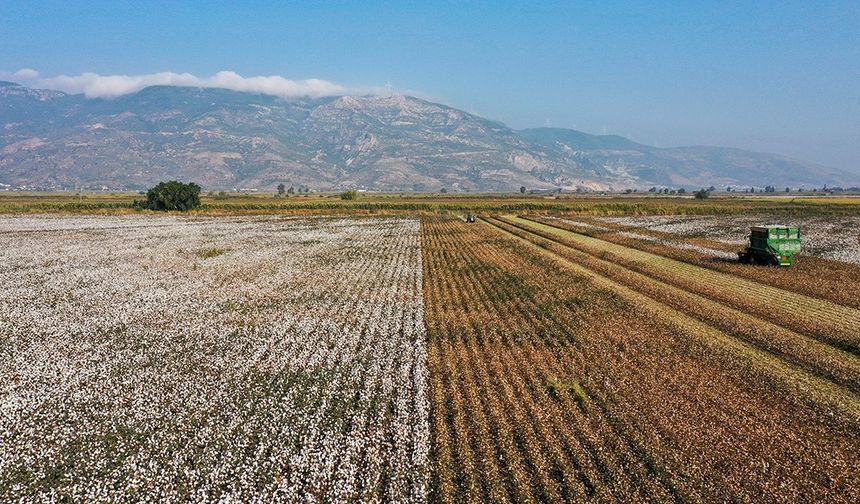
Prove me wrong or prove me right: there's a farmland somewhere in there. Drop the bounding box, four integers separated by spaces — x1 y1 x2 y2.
591 214 860 265
2 191 860 217
2 197 860 502
0 216 429 501
424 217 860 502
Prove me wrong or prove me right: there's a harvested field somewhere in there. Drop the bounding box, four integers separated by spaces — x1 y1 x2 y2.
423 218 860 502
594 214 860 265
507 216 860 352
490 217 860 393
3 210 860 502
535 214 860 310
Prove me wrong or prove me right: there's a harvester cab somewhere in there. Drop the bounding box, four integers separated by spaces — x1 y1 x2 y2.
738 226 801 266
466 213 476 223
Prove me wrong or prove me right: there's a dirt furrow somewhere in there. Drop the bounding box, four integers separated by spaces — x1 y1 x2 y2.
483 217 860 423
514 215 860 354
490 216 860 395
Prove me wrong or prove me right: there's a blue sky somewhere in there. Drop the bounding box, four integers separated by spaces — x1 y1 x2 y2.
1 1 858 172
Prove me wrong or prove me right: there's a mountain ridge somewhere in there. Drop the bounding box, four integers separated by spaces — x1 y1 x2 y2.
1 82 856 191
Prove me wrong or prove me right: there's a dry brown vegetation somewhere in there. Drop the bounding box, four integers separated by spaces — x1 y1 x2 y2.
422 217 860 502
492 216 860 394
531 214 860 310
5 198 860 501
3 191 860 217
513 216 860 353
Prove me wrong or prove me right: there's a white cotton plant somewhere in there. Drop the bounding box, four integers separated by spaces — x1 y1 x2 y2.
0 215 431 502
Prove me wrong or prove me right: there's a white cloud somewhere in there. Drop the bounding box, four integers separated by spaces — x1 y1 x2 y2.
6 69 358 99
13 68 40 80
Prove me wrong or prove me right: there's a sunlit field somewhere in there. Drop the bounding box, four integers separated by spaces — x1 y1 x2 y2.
0 216 429 501
2 191 860 216
2 196 860 501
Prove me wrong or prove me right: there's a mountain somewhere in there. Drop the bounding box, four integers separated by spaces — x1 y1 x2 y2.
520 128 855 189
520 127 647 151
1 81 856 191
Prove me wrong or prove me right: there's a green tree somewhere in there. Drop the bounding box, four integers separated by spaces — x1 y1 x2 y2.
693 188 710 200
135 181 201 211
520 186 526 194
340 190 358 200
277 183 286 196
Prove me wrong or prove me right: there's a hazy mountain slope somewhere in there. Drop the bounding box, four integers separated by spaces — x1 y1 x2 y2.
521 127 857 189
2 84 338 190
298 95 597 191
1 82 855 191
520 127 647 151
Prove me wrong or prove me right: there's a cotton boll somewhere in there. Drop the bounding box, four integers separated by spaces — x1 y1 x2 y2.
0 215 430 502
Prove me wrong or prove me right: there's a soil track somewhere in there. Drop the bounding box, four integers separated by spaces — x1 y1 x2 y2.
423 218 860 502
533 215 860 310
483 216 860 421
505 216 860 355
484 216 860 400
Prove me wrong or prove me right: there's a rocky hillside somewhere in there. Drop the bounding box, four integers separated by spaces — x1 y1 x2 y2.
1 81 856 191
520 128 856 190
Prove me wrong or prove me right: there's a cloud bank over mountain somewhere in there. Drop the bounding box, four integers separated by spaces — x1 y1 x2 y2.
2 82 856 192
3 69 356 99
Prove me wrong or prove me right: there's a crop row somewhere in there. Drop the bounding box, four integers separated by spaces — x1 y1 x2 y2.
490 216 860 403
0 216 430 502
422 218 860 502
515 216 860 353
538 214 860 309
422 220 677 502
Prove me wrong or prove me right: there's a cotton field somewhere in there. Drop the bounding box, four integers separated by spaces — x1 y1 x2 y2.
423 216 860 502
0 216 429 502
3 208 860 503
595 214 860 264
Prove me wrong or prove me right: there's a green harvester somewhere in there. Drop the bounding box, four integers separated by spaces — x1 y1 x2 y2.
738 226 801 266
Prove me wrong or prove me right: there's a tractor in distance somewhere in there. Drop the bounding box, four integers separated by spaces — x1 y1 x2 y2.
738 225 801 266
466 213 476 223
